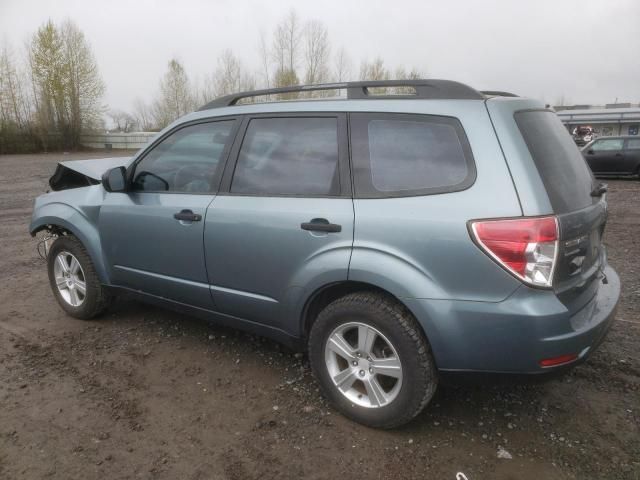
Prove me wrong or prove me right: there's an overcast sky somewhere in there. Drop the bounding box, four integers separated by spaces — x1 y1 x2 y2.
1 0 638 112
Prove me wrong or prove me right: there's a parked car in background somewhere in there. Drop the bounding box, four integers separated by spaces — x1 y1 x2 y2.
583 136 640 177
30 80 620 428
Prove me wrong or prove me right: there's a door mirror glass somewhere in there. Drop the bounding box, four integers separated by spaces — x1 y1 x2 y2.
102 166 127 192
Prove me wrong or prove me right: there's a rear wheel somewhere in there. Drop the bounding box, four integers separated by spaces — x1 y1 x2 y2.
47 235 111 319
308 292 437 428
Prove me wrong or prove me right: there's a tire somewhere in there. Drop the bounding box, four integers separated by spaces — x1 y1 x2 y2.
47 235 111 319
308 292 437 428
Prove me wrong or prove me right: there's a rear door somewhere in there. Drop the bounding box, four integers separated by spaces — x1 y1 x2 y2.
513 110 606 309
585 138 625 174
203 113 353 332
623 137 640 174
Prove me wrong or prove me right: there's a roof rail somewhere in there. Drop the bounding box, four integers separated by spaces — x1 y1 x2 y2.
481 90 519 98
198 79 484 110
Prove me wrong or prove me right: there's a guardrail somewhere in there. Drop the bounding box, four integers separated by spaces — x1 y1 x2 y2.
80 132 157 150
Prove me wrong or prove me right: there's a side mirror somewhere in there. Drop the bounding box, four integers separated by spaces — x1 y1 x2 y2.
587 149 594 155
102 166 128 192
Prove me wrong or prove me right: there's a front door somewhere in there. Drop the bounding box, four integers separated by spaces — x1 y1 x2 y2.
100 118 238 309
204 114 354 331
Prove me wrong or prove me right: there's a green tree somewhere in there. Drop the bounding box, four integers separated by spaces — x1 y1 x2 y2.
152 58 194 128
28 19 104 150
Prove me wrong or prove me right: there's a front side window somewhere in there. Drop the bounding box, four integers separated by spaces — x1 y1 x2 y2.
231 117 340 195
591 138 624 152
350 113 474 197
132 121 235 193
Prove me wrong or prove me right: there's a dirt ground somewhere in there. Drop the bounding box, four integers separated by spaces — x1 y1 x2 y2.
0 152 638 480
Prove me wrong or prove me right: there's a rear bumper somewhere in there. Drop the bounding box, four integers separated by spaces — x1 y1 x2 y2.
404 264 620 374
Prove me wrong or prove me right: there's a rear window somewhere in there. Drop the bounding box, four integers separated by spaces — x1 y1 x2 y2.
350 113 475 197
515 110 595 213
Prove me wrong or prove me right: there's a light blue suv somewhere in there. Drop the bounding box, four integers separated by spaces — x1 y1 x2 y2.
30 80 620 428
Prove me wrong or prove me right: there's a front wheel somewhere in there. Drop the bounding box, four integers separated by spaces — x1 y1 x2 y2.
308 292 438 428
47 235 111 319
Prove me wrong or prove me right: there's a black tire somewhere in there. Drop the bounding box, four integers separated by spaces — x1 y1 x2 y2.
308 291 437 428
47 235 111 319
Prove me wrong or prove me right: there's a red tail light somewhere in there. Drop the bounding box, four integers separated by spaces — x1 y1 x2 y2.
470 216 558 288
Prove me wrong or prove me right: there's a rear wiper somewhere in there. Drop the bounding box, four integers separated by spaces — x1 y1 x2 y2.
590 182 608 197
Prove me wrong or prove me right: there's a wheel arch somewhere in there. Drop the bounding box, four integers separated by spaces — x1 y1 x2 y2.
300 281 433 349
30 205 109 284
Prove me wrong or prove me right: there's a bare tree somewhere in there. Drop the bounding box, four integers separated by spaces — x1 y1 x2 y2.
109 109 136 132
0 43 37 152
152 58 194 128
359 57 389 81
333 47 353 83
303 20 330 86
132 98 155 131
393 65 423 93
257 30 271 90
272 9 301 89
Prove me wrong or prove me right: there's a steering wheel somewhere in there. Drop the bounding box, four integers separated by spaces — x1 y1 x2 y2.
175 164 211 193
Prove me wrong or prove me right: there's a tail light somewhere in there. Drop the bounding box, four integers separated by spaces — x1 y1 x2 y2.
470 216 558 288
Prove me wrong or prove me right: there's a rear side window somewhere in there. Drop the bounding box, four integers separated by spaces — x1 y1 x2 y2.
626 138 640 150
350 113 475 197
231 117 340 195
515 110 594 214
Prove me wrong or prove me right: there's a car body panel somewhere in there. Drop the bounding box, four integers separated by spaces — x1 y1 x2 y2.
204 196 354 333
484 97 554 216
98 191 216 309
350 100 523 303
405 264 618 372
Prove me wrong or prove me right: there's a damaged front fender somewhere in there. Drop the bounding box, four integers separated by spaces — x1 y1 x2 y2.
30 186 110 283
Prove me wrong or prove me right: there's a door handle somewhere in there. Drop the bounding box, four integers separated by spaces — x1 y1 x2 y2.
301 218 342 233
174 209 202 222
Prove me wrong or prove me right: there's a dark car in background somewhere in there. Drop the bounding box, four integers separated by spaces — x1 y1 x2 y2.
583 136 640 177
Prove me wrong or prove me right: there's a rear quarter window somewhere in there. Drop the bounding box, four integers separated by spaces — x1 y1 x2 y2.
514 110 595 214
350 113 475 197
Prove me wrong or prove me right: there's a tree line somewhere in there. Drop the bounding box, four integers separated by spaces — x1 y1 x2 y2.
0 10 423 153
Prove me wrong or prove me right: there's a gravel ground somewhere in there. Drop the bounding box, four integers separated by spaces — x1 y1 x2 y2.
0 152 638 480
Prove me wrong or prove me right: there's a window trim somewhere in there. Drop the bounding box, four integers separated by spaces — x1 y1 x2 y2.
348 112 477 199
126 116 241 195
217 112 352 198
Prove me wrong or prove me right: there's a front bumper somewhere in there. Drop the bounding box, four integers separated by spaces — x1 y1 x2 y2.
404 265 620 374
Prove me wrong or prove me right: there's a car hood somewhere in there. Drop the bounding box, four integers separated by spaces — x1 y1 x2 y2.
49 156 133 191
59 157 132 180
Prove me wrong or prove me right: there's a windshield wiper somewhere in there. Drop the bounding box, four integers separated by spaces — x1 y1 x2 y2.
590 182 608 197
